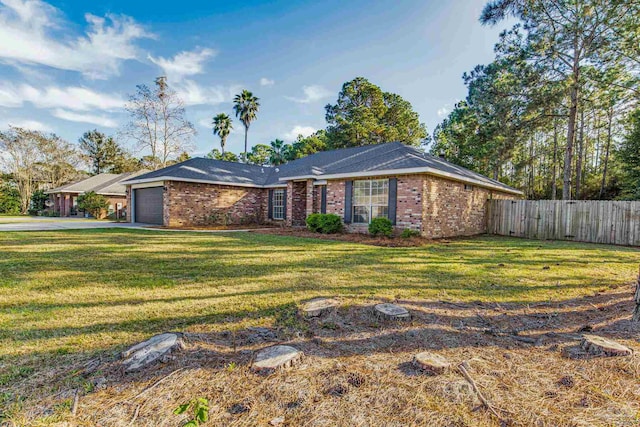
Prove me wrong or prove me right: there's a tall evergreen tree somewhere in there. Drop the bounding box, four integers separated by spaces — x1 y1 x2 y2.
78 130 122 175
324 77 427 148
481 0 640 199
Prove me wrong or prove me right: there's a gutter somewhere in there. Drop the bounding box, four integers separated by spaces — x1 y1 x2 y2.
122 176 287 189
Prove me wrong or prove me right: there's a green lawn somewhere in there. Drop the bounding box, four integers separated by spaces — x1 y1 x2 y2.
0 230 638 424
1 229 637 360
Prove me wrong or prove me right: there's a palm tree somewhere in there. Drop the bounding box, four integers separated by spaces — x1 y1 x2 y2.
269 139 289 166
212 113 233 155
233 90 260 162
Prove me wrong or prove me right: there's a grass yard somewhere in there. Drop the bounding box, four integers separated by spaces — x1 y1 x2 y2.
0 229 639 426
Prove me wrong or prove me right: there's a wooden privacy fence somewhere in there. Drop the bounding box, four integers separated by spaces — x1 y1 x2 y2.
487 200 640 246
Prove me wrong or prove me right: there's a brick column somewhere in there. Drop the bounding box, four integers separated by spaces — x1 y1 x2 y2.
305 179 314 217
285 181 294 226
63 194 70 217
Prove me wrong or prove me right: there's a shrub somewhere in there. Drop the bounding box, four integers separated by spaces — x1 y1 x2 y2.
0 183 21 214
318 214 343 233
305 213 323 232
29 190 48 215
401 228 421 238
369 217 393 237
77 191 108 219
306 213 343 234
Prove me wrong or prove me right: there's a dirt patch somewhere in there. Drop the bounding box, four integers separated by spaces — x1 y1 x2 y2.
254 227 435 247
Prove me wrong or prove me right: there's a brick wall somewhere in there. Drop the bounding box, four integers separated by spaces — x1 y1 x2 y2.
104 196 127 219
165 181 267 227
325 175 517 237
396 175 424 231
126 188 132 221
421 176 515 239
312 185 324 213
325 180 345 217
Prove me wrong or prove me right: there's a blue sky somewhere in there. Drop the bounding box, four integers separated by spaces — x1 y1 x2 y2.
0 0 513 159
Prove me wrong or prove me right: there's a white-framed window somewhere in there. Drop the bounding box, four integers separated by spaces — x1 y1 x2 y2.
352 179 389 224
273 189 285 220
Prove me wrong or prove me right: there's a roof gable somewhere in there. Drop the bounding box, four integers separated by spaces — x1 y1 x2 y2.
48 171 147 195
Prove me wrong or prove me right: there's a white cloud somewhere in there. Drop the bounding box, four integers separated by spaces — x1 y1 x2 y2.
284 125 316 140
6 118 51 132
0 82 124 111
0 0 151 79
198 117 212 129
52 108 117 127
286 85 331 104
173 80 227 106
437 107 449 118
260 77 274 87
148 47 216 82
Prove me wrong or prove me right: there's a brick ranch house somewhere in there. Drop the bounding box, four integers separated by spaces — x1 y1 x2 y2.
122 142 522 238
47 171 144 218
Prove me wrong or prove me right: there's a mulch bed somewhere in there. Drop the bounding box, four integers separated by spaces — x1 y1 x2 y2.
150 224 279 231
252 227 435 247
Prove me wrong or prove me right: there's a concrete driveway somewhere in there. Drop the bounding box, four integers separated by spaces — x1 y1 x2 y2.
0 217 148 232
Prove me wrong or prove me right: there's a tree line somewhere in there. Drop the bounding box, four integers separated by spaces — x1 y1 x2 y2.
209 76 428 165
431 0 640 200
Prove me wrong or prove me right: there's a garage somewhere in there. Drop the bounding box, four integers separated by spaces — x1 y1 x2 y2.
134 187 164 225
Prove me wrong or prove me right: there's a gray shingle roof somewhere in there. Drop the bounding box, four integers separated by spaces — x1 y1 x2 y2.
123 142 522 194
48 171 147 195
121 159 271 187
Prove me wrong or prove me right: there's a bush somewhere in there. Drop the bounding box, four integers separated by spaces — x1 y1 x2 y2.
369 217 393 237
305 213 343 234
401 228 421 238
0 184 21 214
29 190 48 215
77 191 108 219
305 213 323 232
318 214 343 233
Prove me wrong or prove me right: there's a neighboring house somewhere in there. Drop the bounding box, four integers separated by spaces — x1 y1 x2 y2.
122 142 522 238
47 171 146 218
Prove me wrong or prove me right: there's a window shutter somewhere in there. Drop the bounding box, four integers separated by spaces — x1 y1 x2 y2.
268 189 273 219
321 186 327 214
388 178 397 225
344 181 353 223
283 188 287 219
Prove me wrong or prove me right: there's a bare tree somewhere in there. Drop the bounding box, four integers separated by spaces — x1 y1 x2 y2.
122 76 196 169
0 127 80 213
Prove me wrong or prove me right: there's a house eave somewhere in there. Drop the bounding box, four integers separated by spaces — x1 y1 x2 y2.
46 189 125 196
123 176 286 189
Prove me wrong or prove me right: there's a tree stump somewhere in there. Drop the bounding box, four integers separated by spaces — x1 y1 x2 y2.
122 333 183 372
252 345 303 373
580 335 632 357
374 303 410 320
632 266 640 322
301 297 339 318
413 351 450 374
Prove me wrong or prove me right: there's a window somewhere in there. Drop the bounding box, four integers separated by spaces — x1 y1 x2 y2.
352 179 388 223
464 184 474 191
272 189 285 220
